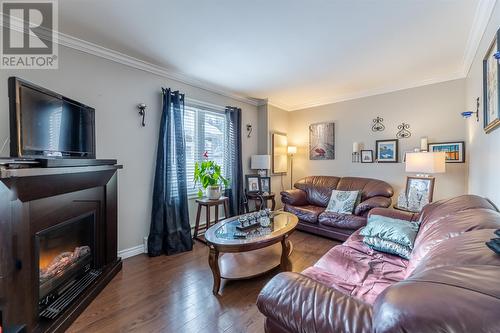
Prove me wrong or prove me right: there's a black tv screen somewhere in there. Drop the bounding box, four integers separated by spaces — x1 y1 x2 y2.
8 77 96 158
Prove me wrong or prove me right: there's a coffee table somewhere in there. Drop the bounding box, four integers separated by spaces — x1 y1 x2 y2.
204 211 298 295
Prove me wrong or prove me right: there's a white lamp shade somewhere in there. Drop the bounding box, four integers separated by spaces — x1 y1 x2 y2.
251 155 271 170
405 152 446 174
287 146 297 154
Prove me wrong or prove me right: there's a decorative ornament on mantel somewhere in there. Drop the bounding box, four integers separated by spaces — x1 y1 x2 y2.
396 122 411 139
372 116 385 132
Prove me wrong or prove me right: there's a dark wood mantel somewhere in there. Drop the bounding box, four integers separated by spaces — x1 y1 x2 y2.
0 165 122 333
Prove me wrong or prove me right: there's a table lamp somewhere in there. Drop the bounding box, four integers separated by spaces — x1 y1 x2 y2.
405 152 446 177
251 155 270 177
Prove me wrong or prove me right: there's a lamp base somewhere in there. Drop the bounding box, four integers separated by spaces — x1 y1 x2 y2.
257 169 267 177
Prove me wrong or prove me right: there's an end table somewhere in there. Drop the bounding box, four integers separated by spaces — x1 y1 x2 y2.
193 196 230 243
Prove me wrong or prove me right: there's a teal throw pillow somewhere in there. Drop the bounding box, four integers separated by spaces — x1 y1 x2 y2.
325 190 360 214
360 214 419 259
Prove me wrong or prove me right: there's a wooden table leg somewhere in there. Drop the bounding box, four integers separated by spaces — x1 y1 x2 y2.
208 246 221 295
193 204 202 240
223 199 230 219
280 237 292 271
271 196 276 211
206 205 211 231
214 204 219 224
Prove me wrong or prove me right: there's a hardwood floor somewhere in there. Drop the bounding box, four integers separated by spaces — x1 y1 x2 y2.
67 231 338 333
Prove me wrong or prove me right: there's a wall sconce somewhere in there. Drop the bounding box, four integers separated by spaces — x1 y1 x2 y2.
246 124 253 138
137 103 147 127
352 142 360 163
460 97 480 122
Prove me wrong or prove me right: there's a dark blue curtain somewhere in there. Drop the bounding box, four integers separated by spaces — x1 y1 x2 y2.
224 106 244 216
148 88 193 256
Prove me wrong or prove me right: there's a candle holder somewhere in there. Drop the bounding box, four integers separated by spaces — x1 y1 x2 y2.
352 152 360 163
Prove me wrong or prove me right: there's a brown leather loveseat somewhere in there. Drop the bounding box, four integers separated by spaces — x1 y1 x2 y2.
281 176 394 241
257 195 500 333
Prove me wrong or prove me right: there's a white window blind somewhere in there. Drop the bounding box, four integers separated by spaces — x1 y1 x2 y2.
184 103 228 196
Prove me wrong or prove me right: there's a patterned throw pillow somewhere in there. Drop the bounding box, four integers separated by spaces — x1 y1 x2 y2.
325 190 360 214
360 215 420 259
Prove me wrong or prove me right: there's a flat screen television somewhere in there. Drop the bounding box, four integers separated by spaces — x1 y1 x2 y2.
8 77 96 159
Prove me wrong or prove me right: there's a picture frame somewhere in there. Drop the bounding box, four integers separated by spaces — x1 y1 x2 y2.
375 139 399 163
259 176 271 194
483 28 500 134
406 176 435 203
245 175 261 193
360 150 374 163
309 122 335 160
272 132 288 174
428 141 465 163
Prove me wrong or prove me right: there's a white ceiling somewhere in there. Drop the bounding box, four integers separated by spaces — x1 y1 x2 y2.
58 0 490 110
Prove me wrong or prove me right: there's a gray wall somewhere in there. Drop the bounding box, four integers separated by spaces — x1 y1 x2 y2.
465 1 500 207
0 46 259 251
285 79 467 201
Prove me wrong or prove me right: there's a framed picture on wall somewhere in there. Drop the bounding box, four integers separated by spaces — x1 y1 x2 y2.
245 175 261 193
376 139 399 163
360 150 374 163
483 28 500 134
428 141 465 163
309 122 335 160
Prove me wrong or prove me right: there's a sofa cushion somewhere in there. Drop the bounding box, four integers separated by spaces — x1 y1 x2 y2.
407 195 500 277
294 176 341 207
336 177 393 201
318 211 367 230
284 204 324 223
302 239 407 304
325 190 360 214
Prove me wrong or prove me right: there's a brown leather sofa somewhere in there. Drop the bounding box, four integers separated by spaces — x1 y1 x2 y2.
257 195 500 333
281 176 394 241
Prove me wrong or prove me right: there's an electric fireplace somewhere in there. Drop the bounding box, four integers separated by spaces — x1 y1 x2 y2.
0 165 122 333
37 213 98 319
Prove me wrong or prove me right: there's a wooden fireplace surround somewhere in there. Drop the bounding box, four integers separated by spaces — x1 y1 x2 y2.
0 165 122 333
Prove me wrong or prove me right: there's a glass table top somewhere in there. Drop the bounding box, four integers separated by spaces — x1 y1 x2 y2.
214 212 292 241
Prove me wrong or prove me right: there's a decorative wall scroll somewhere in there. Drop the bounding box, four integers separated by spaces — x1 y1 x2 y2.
396 123 411 139
372 116 385 132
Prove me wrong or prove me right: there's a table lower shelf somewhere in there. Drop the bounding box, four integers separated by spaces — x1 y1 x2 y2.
218 242 293 280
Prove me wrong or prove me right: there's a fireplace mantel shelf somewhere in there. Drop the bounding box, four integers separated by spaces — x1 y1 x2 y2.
0 164 123 179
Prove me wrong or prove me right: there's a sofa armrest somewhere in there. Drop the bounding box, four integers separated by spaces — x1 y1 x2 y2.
257 272 373 333
368 207 418 222
280 189 308 206
355 196 392 216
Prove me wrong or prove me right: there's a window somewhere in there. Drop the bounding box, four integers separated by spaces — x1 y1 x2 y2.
184 103 228 196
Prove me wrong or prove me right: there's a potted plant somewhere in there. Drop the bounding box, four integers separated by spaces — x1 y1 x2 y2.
193 152 229 200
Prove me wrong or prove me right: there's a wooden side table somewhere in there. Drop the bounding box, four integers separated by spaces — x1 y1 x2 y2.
246 192 276 212
193 196 230 243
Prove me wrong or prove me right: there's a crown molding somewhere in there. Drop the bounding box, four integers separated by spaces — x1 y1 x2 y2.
274 72 465 111
462 0 497 76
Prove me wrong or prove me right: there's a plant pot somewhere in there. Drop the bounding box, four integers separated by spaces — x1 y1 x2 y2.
206 186 222 200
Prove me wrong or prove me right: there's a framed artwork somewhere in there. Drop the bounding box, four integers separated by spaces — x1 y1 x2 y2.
428 141 465 163
406 176 435 203
309 122 335 160
260 176 271 194
272 132 288 174
360 150 374 163
483 28 500 133
376 139 398 163
245 175 261 193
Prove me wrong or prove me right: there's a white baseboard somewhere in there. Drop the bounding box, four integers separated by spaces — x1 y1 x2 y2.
117 244 146 259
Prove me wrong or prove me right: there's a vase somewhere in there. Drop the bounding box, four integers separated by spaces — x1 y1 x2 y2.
206 185 221 200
